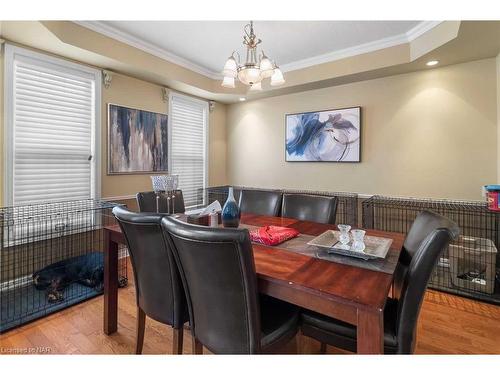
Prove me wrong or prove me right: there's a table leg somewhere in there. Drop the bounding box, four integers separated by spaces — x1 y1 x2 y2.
357 308 384 354
104 231 119 335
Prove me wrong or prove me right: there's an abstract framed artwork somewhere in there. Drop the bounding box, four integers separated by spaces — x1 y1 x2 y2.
285 106 361 162
107 104 168 174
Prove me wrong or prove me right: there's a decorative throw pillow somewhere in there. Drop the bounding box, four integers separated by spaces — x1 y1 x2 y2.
249 225 300 246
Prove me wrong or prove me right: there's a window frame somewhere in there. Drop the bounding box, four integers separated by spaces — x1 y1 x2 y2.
3 44 102 207
168 91 209 208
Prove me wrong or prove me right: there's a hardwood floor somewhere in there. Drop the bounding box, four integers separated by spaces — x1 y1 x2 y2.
1 266 499 354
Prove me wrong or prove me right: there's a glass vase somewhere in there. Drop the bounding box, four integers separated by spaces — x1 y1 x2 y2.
222 187 241 228
337 224 351 246
351 229 366 252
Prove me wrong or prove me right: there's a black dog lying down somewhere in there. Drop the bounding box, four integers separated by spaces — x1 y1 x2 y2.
33 252 127 303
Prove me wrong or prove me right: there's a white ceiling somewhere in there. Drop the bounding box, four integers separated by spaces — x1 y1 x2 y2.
79 21 435 78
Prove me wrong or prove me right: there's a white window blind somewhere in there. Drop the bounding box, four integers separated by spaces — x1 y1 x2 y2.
169 94 208 208
4 45 100 206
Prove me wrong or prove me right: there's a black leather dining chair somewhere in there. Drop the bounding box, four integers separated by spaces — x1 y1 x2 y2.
300 210 459 354
136 190 185 214
239 189 283 217
161 216 300 354
281 194 338 224
112 206 189 354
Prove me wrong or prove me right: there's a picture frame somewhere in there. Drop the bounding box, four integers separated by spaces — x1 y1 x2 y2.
107 103 169 175
285 106 361 162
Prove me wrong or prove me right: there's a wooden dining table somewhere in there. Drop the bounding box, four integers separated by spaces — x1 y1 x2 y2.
103 213 405 354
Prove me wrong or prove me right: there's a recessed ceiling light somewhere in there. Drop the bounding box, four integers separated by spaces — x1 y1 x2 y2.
426 60 439 66
239 97 246 102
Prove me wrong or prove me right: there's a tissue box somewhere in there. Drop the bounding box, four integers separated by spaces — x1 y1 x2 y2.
484 185 500 211
186 212 222 226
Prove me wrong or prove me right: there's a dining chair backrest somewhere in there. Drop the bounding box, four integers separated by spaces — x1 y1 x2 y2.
394 210 459 353
112 206 186 327
161 216 262 354
239 189 283 216
281 194 338 224
136 190 185 214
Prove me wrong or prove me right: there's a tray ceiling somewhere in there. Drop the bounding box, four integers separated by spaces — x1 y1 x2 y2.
77 21 436 78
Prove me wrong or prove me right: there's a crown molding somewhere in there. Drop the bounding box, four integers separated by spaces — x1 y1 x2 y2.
73 21 222 79
406 21 442 41
74 21 441 79
281 21 442 73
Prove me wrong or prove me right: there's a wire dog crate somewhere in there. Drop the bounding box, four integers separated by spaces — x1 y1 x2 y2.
201 186 358 226
0 199 129 332
362 196 500 304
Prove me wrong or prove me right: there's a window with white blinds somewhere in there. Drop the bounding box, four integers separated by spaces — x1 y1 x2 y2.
4 45 100 206
169 93 208 208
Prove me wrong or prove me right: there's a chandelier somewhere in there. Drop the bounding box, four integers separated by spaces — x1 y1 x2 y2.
221 21 285 91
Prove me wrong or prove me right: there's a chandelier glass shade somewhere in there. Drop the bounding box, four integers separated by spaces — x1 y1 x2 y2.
270 67 285 86
259 55 274 78
222 21 285 89
221 76 235 88
238 65 262 85
223 56 238 78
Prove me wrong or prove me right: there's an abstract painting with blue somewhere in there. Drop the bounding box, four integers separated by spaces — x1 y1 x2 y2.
108 104 168 174
285 107 361 162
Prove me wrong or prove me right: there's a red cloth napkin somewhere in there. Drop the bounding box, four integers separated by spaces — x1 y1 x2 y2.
249 226 300 246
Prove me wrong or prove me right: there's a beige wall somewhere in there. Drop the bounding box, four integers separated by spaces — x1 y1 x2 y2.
100 73 168 198
497 53 500 183
208 102 227 186
227 58 498 201
0 52 4 205
0 42 498 204
0 44 227 205
101 73 226 198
